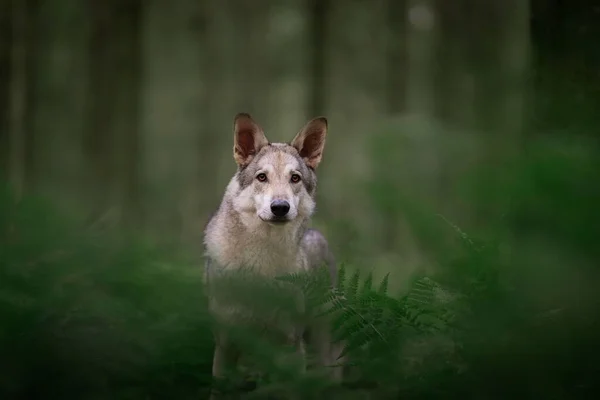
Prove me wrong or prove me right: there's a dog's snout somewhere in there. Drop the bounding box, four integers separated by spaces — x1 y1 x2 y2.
270 200 290 217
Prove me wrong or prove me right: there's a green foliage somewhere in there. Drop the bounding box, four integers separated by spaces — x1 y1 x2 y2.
2 130 600 400
0 185 214 399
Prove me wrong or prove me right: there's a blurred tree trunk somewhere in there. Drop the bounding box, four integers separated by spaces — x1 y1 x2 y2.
490 0 530 234
193 0 219 242
5 0 36 198
490 0 530 146
530 0 600 138
472 0 530 230
405 0 440 199
140 0 218 245
0 0 11 178
466 1 530 144
530 0 563 135
85 1 113 224
378 0 409 253
21 0 89 212
85 0 142 228
385 0 408 115
406 0 436 116
113 0 143 229
323 0 393 264
434 0 476 128
199 0 228 218
307 0 329 117
431 0 479 223
232 0 272 124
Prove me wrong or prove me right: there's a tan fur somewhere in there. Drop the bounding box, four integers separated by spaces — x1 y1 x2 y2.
204 114 342 398
205 173 313 276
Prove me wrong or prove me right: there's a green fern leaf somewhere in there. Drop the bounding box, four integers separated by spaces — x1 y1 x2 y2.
347 269 360 301
361 272 373 294
377 273 390 295
336 263 346 292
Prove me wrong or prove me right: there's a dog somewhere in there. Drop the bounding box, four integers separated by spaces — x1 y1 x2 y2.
203 113 342 397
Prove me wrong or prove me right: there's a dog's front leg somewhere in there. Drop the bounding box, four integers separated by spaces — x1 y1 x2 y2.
293 287 307 374
293 326 307 373
210 331 240 399
274 326 307 377
277 293 307 375
310 319 344 382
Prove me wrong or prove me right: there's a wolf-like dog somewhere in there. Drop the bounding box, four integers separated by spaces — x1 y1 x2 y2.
203 113 342 397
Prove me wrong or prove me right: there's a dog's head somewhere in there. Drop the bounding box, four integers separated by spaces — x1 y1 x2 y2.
230 113 327 226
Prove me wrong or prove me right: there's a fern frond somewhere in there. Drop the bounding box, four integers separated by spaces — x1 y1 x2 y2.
347 269 360 301
336 263 346 292
377 273 390 295
361 272 373 294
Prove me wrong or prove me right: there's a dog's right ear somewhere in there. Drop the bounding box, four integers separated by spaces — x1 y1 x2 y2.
233 113 269 167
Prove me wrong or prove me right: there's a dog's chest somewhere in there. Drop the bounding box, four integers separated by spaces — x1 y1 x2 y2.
209 230 305 276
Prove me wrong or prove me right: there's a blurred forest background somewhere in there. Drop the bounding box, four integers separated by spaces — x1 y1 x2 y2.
1 0 598 273
1 0 600 399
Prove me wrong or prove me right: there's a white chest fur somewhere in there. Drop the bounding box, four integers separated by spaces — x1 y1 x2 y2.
205 220 308 277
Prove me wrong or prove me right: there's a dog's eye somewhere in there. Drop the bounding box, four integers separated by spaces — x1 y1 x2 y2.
290 174 301 183
256 173 267 182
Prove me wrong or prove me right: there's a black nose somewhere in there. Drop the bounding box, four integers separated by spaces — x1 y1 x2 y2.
270 200 290 217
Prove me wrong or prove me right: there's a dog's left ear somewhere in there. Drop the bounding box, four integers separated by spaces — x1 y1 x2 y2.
291 117 328 169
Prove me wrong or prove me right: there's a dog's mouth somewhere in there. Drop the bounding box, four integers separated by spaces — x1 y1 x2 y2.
260 216 290 225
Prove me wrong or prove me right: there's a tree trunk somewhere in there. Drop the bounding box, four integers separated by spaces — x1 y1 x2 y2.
7 0 36 199
140 0 212 243
113 0 143 229
433 0 476 128
385 0 408 115
85 0 142 228
405 0 436 116
0 0 10 177
405 0 440 199
463 0 531 230
198 0 227 222
307 0 330 117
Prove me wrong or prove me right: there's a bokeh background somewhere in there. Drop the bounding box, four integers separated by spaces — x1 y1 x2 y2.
3 0 598 261
1 1 600 398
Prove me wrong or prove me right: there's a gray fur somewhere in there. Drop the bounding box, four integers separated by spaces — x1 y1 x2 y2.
203 115 341 397
236 143 317 195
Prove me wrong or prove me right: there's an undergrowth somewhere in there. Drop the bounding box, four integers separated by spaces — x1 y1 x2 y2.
1 137 599 400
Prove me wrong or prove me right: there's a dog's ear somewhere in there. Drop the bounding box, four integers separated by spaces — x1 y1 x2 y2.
233 113 269 167
291 117 328 169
